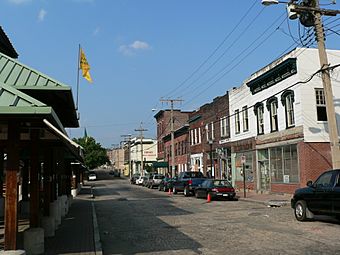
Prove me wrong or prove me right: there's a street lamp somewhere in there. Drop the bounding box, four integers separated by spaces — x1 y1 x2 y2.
263 0 340 168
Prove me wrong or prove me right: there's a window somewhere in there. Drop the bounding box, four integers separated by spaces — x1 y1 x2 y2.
206 122 215 141
242 106 249 132
270 145 298 184
315 88 327 121
281 90 295 128
267 97 278 132
235 110 240 134
220 116 229 138
315 171 333 188
254 103 264 135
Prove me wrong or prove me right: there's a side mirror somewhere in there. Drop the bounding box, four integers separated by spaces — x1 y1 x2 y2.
306 180 313 187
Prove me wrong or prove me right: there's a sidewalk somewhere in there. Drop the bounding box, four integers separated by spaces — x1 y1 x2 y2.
236 189 293 207
44 185 102 255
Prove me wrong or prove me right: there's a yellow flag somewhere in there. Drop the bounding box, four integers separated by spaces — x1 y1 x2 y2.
79 48 93 83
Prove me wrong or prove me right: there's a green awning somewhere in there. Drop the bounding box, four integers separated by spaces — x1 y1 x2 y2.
152 162 168 168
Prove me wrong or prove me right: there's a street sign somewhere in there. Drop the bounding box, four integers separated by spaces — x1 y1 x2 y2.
241 155 246 164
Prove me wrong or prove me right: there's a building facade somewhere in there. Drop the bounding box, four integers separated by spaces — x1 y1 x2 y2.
229 48 340 194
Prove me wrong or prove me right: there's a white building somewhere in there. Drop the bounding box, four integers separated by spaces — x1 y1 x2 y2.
129 137 157 175
228 47 340 194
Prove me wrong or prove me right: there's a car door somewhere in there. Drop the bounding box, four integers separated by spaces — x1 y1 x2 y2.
332 172 340 214
308 171 334 213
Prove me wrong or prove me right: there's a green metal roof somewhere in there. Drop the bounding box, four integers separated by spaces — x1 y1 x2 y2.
0 52 78 127
0 81 83 161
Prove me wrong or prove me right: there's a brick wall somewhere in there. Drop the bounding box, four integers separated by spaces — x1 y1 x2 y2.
298 141 332 186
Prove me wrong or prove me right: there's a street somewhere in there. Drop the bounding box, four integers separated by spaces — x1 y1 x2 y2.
92 171 340 255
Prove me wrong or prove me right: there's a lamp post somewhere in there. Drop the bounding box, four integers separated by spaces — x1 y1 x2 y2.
263 0 340 169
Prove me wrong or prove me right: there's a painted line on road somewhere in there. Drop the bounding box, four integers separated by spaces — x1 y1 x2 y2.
92 202 103 255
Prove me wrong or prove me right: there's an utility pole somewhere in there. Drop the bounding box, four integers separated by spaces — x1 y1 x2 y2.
160 98 184 178
292 0 340 168
121 134 132 179
135 123 148 176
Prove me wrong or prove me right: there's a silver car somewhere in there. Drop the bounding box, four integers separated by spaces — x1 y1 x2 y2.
149 174 165 189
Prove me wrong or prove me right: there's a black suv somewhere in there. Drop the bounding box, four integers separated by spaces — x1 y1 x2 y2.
291 169 340 221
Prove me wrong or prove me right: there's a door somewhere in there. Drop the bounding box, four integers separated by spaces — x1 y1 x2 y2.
259 160 270 192
332 172 340 214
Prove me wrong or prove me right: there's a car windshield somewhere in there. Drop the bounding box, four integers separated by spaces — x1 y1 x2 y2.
213 180 232 187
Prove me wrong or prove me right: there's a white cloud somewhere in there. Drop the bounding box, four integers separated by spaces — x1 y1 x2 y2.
38 9 47 22
118 40 151 56
130 41 150 50
7 0 31 4
93 27 100 36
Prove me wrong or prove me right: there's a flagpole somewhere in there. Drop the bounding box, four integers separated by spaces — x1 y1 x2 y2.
76 44 81 110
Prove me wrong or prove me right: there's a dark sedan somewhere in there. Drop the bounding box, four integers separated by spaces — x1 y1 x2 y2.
291 169 340 221
195 179 236 200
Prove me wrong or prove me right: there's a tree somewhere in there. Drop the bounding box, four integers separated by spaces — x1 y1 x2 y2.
73 136 109 170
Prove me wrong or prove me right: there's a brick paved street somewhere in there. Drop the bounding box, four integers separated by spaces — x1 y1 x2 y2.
92 174 340 255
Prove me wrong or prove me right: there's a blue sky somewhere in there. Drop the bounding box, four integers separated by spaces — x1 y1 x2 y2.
1 0 339 148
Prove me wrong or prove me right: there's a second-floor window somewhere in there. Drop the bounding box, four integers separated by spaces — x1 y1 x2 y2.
220 116 229 138
235 110 240 134
315 88 327 121
254 102 264 135
242 106 249 132
206 122 215 141
281 90 295 128
267 97 278 132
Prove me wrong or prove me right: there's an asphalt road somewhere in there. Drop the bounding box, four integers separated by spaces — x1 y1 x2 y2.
91 171 340 255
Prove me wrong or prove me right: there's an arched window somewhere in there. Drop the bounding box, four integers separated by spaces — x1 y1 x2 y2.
281 90 295 128
254 102 264 135
266 97 278 132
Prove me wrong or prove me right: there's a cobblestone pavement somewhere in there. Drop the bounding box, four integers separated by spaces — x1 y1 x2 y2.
93 174 340 255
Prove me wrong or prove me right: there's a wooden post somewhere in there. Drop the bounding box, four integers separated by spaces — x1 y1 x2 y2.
0 148 4 198
29 130 40 228
4 121 20 250
43 148 52 216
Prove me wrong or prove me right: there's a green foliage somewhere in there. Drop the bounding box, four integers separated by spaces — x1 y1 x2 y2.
73 136 109 170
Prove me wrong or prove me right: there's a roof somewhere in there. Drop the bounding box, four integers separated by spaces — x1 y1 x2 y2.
0 81 83 162
0 52 78 127
0 27 18 59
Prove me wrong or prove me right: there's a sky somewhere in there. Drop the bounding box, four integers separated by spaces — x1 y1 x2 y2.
1 0 339 148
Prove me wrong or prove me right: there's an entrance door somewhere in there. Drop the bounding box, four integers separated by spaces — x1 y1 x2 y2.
259 160 270 192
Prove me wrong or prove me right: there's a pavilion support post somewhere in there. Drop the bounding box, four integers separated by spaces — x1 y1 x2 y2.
65 161 72 196
4 121 20 250
43 148 52 216
0 148 4 198
21 159 29 201
29 129 40 228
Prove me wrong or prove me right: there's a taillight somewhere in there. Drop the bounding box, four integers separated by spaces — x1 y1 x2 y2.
188 180 193 185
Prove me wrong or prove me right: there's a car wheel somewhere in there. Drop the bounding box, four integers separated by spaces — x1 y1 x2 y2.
158 185 162 191
294 200 308 221
184 186 190 197
163 186 167 192
172 187 177 194
195 190 200 199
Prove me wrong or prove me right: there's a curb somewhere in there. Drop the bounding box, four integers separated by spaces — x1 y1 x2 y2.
92 202 103 255
238 197 290 207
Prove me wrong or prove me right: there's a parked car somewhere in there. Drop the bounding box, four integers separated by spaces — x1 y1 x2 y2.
136 176 148 185
158 177 176 192
130 174 140 184
172 171 206 196
88 172 97 181
195 179 236 200
291 169 340 221
148 174 165 189
142 176 151 187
